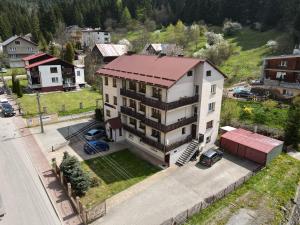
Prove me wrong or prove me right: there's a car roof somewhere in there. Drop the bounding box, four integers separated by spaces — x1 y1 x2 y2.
203 149 217 157
0 99 8 103
87 129 99 135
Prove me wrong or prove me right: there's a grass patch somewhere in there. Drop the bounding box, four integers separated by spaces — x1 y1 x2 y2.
186 154 300 225
80 149 160 208
6 78 28 89
17 88 101 117
1 68 26 76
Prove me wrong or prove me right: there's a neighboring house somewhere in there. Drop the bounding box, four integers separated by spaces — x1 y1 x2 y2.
262 55 300 97
143 43 183 56
2 35 38 68
23 53 85 92
65 26 111 48
91 44 128 64
96 54 226 166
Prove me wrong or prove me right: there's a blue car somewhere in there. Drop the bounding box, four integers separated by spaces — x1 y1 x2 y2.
84 140 109 154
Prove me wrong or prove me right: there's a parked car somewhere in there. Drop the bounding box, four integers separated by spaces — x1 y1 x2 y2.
84 140 109 154
250 79 263 85
233 90 255 98
199 149 223 167
0 68 7 73
84 129 106 141
0 99 8 104
1 103 15 117
0 88 4 95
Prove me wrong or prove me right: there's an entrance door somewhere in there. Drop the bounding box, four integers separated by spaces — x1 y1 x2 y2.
191 124 197 139
109 127 113 139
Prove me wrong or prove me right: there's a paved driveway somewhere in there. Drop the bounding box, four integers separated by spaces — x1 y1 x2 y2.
93 154 259 225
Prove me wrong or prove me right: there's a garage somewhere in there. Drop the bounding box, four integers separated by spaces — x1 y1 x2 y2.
220 128 283 165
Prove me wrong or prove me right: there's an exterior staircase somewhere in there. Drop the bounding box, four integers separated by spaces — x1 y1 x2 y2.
176 139 200 166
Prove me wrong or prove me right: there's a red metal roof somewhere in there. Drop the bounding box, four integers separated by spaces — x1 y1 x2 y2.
106 117 122 129
97 55 204 88
22 52 47 61
221 128 283 153
25 57 58 69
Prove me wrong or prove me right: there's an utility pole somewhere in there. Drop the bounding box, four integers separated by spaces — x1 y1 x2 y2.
36 92 44 133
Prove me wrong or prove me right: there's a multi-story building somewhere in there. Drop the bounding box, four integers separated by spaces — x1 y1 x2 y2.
97 54 226 166
262 55 300 97
143 43 183 56
23 53 85 92
81 28 110 48
2 35 38 68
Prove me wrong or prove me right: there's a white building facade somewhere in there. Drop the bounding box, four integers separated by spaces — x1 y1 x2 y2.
97 55 225 165
82 28 111 48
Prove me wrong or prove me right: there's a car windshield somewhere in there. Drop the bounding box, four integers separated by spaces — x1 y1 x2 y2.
2 103 12 108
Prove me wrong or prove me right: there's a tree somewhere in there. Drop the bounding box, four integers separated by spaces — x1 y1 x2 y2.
223 21 242 36
221 99 240 125
49 42 60 57
64 42 74 63
121 7 132 27
31 13 40 43
11 74 17 93
284 97 300 150
15 79 23 98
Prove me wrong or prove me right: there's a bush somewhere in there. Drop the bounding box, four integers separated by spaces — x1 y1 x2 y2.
221 99 240 125
262 100 278 110
95 108 103 121
253 108 267 124
15 79 23 97
266 40 278 53
240 106 253 120
90 176 101 187
223 21 242 36
205 32 224 45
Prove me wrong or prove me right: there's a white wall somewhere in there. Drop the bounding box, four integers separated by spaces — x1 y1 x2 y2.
103 76 121 121
169 143 190 165
165 124 192 146
38 65 62 87
82 31 111 47
74 67 85 85
166 106 193 125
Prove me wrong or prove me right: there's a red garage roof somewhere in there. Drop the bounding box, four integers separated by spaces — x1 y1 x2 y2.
221 129 283 153
97 55 205 88
25 57 57 69
22 52 47 61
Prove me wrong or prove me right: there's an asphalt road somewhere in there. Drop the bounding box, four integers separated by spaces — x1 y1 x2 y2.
0 98 61 225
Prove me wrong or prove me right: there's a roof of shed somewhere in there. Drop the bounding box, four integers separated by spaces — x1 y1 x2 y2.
221 128 283 153
95 44 128 57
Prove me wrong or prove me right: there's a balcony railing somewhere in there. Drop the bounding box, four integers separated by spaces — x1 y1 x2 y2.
120 88 198 110
123 124 192 153
121 106 197 132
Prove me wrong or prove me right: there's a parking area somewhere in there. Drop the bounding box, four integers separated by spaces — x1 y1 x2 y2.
94 153 260 225
30 118 128 164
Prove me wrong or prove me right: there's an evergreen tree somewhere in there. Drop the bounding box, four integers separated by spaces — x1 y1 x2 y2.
121 7 132 27
284 97 300 150
64 42 75 63
15 79 23 98
11 74 17 93
31 13 40 43
49 42 60 57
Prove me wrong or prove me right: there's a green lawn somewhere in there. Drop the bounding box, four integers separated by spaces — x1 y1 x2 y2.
186 154 300 225
6 78 28 89
221 98 288 130
17 88 101 117
1 68 26 76
80 149 160 208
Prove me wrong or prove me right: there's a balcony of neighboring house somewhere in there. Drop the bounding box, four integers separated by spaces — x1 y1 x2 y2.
120 88 199 110
62 68 76 90
121 106 197 133
122 123 192 153
264 74 300 90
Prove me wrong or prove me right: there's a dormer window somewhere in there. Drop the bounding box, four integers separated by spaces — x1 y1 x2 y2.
15 41 20 45
206 70 212 77
280 61 287 67
187 71 193 77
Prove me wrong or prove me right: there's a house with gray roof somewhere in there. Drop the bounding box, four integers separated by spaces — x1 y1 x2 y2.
2 35 38 68
143 43 183 56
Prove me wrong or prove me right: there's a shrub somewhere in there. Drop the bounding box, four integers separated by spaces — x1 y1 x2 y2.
262 100 278 110
90 176 101 187
221 99 240 125
253 108 267 124
15 79 23 97
240 106 253 120
205 32 224 45
95 108 103 121
266 40 278 53
223 21 242 36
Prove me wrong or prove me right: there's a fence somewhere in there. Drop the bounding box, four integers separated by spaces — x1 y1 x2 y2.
159 168 261 225
52 159 106 224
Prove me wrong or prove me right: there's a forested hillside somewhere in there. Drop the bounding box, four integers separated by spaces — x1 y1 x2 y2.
1 0 300 44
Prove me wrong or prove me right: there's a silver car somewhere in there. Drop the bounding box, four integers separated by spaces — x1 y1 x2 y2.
84 129 106 141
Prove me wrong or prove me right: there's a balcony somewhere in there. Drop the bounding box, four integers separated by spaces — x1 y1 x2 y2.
121 106 197 132
120 88 198 110
264 78 300 90
123 124 192 153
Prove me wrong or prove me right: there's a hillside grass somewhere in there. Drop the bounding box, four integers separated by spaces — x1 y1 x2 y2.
17 88 101 117
186 154 300 225
1 68 26 76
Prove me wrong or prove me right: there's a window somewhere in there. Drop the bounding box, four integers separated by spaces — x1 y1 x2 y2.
129 81 136 91
276 72 286 80
105 94 109 103
113 96 117 105
10 47 16 52
104 77 108 85
15 41 20 45
211 84 216 94
129 99 136 109
206 70 212 77
194 107 198 117
182 127 186 134
27 47 33 52
105 37 109 42
206 120 213 129
139 122 146 130
129 118 137 127
187 71 193 76
208 102 215 112
138 82 146 93
206 136 211 143
119 128 122 136
280 60 287 67
50 67 58 73
195 85 199 95
51 77 59 83
113 78 117 87
139 103 146 113
151 129 160 138
77 71 81 76
152 87 161 99
122 97 127 107
151 108 161 119
106 109 111 117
